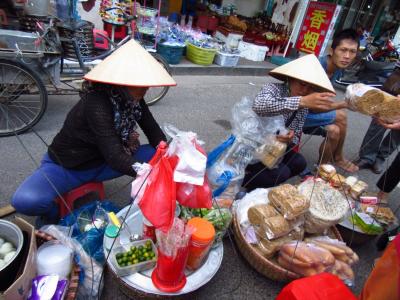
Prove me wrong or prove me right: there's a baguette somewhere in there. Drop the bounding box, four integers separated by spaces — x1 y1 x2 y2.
277 255 319 277
280 241 335 267
279 252 314 268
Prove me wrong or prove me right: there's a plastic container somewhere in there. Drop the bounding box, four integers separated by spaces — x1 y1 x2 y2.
186 42 218 66
104 225 120 251
157 43 185 65
186 217 215 270
151 245 190 292
37 241 73 279
110 239 157 277
238 41 269 62
214 51 240 67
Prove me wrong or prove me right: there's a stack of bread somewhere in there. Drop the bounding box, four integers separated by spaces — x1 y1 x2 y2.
298 179 349 234
345 83 400 123
278 236 358 284
246 184 309 258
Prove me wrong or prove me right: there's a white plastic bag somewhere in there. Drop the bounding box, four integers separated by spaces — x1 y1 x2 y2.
164 124 207 186
131 163 152 204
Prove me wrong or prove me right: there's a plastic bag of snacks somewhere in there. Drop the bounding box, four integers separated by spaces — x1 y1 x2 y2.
345 83 400 122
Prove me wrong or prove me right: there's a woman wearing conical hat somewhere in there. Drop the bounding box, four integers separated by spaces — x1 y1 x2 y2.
243 54 339 190
12 40 176 225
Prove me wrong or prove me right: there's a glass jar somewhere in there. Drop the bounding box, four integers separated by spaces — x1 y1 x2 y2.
186 217 215 270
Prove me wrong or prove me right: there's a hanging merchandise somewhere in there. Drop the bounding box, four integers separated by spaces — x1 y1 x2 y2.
100 0 134 25
137 141 176 232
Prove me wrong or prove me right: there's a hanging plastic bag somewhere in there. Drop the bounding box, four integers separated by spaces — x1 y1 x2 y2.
138 141 176 232
165 124 207 186
130 162 152 204
165 124 212 209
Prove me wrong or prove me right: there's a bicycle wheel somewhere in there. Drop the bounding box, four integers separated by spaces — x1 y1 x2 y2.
144 53 171 106
0 59 48 137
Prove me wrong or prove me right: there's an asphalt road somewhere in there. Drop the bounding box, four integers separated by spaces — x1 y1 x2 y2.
1 75 399 299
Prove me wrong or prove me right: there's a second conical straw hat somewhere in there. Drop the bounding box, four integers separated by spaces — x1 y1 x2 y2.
269 54 335 93
84 40 176 87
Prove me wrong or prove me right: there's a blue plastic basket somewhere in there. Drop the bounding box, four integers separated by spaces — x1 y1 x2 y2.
156 43 185 65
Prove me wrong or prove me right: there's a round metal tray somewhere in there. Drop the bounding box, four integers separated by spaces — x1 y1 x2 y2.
104 205 224 296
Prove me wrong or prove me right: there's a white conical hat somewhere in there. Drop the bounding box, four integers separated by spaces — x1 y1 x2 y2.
84 40 176 87
269 54 335 93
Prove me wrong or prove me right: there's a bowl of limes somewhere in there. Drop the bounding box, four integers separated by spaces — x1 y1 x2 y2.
111 239 157 277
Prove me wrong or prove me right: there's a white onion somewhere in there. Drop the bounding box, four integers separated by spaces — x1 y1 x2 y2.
0 259 5 269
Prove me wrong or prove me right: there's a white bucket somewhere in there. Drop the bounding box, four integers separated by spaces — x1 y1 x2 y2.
24 0 50 16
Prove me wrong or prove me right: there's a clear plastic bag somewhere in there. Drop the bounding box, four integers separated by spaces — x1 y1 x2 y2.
234 188 270 227
345 83 400 122
254 134 287 169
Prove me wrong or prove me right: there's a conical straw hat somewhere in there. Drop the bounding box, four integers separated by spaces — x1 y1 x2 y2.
269 54 335 93
84 40 176 87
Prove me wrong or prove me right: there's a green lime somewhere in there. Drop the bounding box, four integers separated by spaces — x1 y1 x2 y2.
127 250 133 256
138 245 144 251
131 246 137 251
134 259 139 264
144 252 149 258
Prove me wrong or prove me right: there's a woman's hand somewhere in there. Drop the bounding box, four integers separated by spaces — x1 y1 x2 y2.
299 92 336 112
376 118 400 130
276 130 294 144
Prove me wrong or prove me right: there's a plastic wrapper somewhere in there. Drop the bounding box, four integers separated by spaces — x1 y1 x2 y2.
318 164 336 181
155 218 192 259
278 241 336 276
298 179 349 234
254 135 287 169
131 163 152 204
330 173 346 189
257 215 291 240
349 180 368 200
40 225 104 299
330 259 355 286
350 212 383 234
248 204 279 227
345 83 400 122
305 236 359 265
28 275 67 300
203 208 232 244
359 204 397 225
234 188 270 227
268 184 310 220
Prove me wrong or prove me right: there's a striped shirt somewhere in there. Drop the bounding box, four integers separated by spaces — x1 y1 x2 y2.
253 83 308 145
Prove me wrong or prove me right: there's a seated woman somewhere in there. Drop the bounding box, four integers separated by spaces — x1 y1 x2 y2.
12 40 176 224
243 54 338 191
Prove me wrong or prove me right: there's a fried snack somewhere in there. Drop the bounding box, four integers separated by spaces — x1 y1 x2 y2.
268 184 310 220
350 180 368 199
330 173 346 188
258 215 291 240
360 204 397 225
318 164 336 181
248 204 279 227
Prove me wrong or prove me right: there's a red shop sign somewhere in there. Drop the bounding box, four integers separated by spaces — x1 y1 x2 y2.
295 2 341 57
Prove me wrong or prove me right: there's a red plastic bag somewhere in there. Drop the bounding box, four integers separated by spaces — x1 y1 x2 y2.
176 176 212 209
276 273 357 300
139 142 176 232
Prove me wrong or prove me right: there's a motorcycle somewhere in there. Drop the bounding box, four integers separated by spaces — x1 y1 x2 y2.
335 59 395 89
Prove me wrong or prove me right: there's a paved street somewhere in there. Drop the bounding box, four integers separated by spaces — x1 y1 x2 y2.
1 75 398 299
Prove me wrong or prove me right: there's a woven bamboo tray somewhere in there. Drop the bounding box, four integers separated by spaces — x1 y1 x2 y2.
232 215 343 282
35 230 80 300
